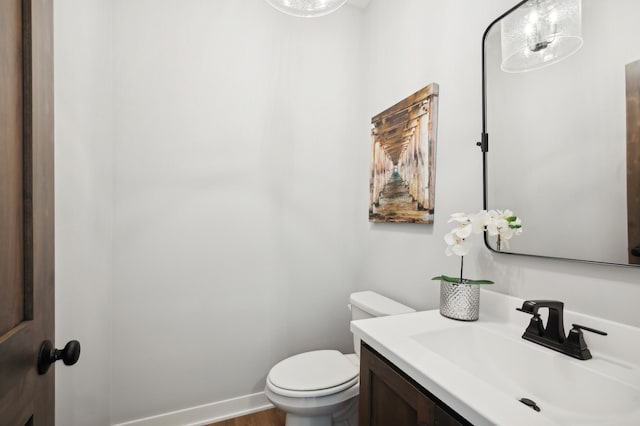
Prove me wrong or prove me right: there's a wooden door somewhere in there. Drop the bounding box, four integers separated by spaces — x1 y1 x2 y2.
0 0 55 424
627 60 640 265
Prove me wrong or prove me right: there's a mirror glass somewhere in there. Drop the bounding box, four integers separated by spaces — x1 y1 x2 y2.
483 0 640 265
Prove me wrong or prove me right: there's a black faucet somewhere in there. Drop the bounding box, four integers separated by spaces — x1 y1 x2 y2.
516 300 607 360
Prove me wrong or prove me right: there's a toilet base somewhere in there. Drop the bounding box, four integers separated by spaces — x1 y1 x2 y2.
283 396 357 426
285 413 332 426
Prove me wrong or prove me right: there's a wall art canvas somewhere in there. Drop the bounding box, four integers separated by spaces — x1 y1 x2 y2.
369 83 439 223
626 60 640 265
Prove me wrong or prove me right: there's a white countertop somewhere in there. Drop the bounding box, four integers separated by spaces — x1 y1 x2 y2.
350 290 640 426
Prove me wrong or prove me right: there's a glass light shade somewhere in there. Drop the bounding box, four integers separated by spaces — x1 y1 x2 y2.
265 0 348 17
501 0 583 73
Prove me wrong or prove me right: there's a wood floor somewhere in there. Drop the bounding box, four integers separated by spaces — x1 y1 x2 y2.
208 408 286 426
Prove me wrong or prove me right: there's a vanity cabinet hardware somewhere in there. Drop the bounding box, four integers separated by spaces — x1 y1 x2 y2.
359 343 469 426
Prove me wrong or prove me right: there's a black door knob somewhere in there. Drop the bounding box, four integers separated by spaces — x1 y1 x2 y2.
631 246 640 257
37 340 81 375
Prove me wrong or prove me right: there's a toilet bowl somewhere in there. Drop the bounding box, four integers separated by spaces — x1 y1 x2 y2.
265 351 359 426
265 292 414 426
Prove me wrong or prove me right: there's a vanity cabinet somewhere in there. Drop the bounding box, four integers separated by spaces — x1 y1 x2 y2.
359 343 471 426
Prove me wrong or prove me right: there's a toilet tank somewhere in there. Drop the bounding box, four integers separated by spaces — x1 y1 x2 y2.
349 291 415 356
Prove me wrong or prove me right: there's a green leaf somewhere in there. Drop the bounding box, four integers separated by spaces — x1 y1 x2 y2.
431 275 459 283
431 275 494 285
510 224 522 229
466 279 495 285
506 216 518 222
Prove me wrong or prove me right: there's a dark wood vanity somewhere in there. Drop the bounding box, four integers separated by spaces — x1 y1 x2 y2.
359 343 471 426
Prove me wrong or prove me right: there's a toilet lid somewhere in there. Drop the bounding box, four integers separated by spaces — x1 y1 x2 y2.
268 350 359 392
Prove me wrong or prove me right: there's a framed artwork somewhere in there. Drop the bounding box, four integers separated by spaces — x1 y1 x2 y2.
369 83 439 223
627 60 640 264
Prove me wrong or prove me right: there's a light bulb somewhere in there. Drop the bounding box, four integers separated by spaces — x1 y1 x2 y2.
500 0 583 72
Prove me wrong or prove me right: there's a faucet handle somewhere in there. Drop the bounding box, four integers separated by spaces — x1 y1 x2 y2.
516 307 544 337
565 324 607 361
571 324 607 336
515 307 540 316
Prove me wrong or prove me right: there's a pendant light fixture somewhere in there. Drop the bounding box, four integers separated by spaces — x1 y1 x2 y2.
265 0 348 18
501 0 583 73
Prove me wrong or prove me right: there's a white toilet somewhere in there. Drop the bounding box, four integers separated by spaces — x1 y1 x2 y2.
264 291 415 426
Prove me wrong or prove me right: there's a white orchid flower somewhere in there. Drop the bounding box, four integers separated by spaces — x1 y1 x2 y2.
486 209 523 251
502 225 516 238
448 212 469 224
436 209 522 283
511 217 523 236
487 209 503 221
470 210 491 234
486 216 505 236
448 213 472 239
444 231 471 256
453 223 472 239
489 209 518 223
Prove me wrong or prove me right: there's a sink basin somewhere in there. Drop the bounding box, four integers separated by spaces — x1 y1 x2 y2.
412 324 640 425
351 290 640 425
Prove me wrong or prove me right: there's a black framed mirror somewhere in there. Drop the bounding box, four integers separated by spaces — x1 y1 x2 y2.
481 0 640 266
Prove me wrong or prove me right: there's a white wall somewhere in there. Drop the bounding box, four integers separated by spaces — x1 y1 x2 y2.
51 0 640 425
356 0 513 310
361 0 640 328
110 0 364 423
54 0 114 425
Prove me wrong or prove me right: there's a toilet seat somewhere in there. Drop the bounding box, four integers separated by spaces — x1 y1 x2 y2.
267 350 359 398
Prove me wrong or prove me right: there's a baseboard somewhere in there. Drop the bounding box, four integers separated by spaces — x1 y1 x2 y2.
112 392 274 426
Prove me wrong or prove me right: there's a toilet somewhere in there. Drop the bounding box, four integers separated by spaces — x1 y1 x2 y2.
264 291 415 426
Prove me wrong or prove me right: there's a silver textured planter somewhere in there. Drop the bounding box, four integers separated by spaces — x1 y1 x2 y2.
439 280 480 321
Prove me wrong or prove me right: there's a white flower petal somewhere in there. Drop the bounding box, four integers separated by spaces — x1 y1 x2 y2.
470 210 490 233
452 240 471 256
448 212 469 224
444 232 456 245
500 227 515 240
454 223 472 239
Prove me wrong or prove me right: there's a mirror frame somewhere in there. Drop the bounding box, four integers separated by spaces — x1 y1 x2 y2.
479 0 639 268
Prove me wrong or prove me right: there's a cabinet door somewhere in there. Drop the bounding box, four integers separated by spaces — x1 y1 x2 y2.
435 406 463 426
359 344 435 426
